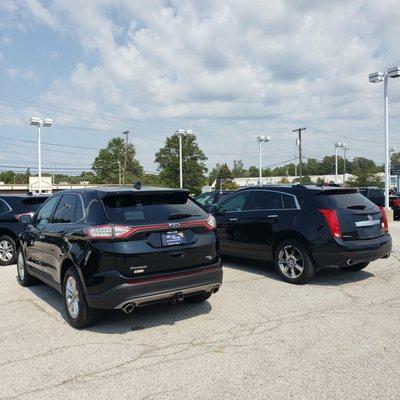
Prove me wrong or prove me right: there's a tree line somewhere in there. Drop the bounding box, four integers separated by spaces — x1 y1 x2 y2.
0 131 392 193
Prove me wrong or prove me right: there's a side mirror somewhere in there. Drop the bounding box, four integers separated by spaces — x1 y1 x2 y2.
20 214 32 224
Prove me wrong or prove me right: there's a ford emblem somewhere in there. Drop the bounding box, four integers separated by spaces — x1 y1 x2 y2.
169 222 180 228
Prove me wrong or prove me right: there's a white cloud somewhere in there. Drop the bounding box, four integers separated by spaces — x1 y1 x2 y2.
3 0 400 170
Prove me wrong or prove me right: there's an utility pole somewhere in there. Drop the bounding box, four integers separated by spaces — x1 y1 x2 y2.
292 127 306 183
343 145 349 187
122 131 129 186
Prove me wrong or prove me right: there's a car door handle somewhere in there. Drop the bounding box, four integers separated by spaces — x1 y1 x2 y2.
267 215 278 218
229 218 238 221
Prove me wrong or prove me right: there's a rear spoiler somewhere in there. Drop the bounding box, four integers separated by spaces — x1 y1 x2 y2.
314 188 358 195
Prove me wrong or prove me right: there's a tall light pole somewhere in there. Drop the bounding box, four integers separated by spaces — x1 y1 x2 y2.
369 66 400 209
257 136 271 186
343 144 349 187
175 129 192 189
292 127 306 183
122 130 129 186
335 142 344 184
29 117 52 194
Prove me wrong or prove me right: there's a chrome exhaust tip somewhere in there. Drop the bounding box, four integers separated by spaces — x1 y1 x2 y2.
212 285 220 294
347 259 354 266
122 303 135 314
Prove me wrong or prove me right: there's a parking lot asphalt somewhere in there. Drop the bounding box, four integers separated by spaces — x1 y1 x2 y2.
1 227 400 400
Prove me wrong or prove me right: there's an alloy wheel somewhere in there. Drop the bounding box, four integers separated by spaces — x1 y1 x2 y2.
65 276 80 319
278 245 305 279
0 240 13 263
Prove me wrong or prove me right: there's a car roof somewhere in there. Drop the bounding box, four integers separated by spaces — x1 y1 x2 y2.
54 186 190 197
237 184 358 195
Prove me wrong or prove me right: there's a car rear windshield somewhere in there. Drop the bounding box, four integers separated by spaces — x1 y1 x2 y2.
21 197 48 211
102 192 207 225
315 191 377 210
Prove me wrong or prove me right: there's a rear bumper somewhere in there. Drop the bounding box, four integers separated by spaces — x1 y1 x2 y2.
86 261 223 309
312 235 392 268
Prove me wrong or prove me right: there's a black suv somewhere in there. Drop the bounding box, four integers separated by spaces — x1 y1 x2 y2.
0 195 48 265
17 187 222 328
211 185 392 284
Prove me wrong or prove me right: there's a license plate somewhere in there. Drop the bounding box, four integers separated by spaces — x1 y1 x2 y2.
161 231 185 246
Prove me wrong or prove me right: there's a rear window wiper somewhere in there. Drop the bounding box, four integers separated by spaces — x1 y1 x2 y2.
347 205 366 210
169 213 201 220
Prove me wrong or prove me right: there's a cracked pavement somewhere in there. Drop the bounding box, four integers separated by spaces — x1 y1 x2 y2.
1 225 400 399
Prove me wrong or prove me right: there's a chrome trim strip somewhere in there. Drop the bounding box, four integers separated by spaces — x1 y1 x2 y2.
115 283 220 309
355 219 381 227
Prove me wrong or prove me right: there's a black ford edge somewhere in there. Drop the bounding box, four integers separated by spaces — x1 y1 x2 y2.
211 185 392 284
17 187 222 328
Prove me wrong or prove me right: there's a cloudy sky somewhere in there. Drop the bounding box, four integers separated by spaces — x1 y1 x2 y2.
0 0 400 176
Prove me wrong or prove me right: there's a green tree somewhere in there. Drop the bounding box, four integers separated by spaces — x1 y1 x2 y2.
231 160 246 178
222 180 240 190
155 132 207 194
92 137 143 184
247 165 259 176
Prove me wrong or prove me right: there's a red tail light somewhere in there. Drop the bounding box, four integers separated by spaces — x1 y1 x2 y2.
84 217 217 240
319 209 342 238
392 198 400 207
379 206 389 233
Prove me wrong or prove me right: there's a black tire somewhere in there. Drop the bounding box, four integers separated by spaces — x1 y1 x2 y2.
16 249 36 286
340 262 370 272
62 267 100 329
186 292 212 304
274 239 315 284
0 235 17 266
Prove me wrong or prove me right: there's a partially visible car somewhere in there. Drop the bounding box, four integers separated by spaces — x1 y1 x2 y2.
17 187 222 328
358 187 385 207
195 190 235 212
0 195 48 265
210 185 392 284
389 195 400 220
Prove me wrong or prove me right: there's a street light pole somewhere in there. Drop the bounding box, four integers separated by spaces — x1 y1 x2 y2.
335 144 338 184
292 127 306 183
122 131 129 186
257 136 271 186
30 117 52 194
369 66 400 209
343 145 349 187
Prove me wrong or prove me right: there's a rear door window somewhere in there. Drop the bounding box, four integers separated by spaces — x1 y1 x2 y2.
102 192 206 225
249 191 283 210
282 194 298 209
52 194 83 223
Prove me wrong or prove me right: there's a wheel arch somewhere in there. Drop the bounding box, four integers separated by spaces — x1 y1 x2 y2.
271 231 313 257
60 258 87 294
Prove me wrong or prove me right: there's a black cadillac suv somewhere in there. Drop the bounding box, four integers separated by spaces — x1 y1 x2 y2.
210 185 392 284
17 187 222 328
0 195 48 265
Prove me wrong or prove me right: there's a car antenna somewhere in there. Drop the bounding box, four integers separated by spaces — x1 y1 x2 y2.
133 181 141 190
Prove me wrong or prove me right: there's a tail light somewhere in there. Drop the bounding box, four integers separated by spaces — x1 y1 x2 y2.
84 217 217 240
379 206 389 233
319 208 342 238
205 215 217 230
